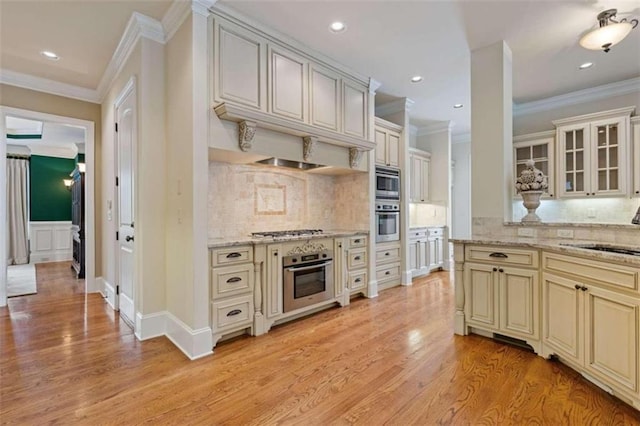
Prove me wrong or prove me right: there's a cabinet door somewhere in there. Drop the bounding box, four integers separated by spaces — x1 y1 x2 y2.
464 263 498 328
420 157 430 202
309 65 339 131
215 21 264 110
410 155 422 201
584 286 639 394
542 273 583 364
334 239 345 299
557 123 590 197
418 240 429 271
268 46 307 122
428 239 437 269
387 131 400 168
342 80 367 138
590 116 627 196
435 237 443 267
513 138 555 198
633 119 640 197
408 241 418 272
375 129 387 166
499 266 539 339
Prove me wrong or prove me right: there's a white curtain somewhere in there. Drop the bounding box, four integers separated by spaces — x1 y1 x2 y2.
7 158 29 265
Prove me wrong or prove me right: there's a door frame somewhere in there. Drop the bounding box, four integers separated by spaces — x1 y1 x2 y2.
112 76 137 322
0 106 96 307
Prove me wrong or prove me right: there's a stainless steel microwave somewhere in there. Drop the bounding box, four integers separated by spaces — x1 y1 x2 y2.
375 166 400 200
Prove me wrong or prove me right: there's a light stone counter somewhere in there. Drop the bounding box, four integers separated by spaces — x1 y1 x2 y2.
450 237 640 266
208 229 369 249
504 221 639 230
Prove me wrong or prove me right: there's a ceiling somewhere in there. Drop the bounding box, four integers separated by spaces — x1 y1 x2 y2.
6 116 85 156
1 0 638 136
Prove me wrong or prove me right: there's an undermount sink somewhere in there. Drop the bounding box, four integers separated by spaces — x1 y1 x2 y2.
563 244 640 257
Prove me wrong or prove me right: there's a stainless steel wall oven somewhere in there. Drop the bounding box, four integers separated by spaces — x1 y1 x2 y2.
375 201 400 242
283 249 334 312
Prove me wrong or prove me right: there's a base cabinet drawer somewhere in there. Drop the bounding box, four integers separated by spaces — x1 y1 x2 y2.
211 246 253 267
376 262 401 282
376 244 401 264
211 264 254 298
348 235 367 248
348 270 367 292
465 245 539 268
211 295 254 331
348 248 367 270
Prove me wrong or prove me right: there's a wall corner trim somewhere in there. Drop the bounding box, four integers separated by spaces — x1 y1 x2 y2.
165 312 214 360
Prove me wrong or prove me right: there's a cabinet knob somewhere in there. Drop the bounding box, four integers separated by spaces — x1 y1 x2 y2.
274 252 278 256
493 267 498 272
385 252 390 256
575 284 581 290
636 191 639 194
385 271 391 275
581 286 588 291
498 268 504 273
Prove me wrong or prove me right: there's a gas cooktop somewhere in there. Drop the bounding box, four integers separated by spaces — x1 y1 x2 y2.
251 229 324 238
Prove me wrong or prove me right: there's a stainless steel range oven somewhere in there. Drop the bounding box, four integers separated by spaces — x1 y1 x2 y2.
283 249 334 313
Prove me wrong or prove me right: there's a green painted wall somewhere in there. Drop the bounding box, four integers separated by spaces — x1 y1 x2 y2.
75 153 85 165
29 155 75 221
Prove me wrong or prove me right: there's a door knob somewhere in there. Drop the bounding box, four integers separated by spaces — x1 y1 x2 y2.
125 235 134 242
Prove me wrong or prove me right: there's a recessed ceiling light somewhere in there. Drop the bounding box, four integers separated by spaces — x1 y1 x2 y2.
410 76 423 83
453 104 463 109
329 22 346 33
40 50 60 61
579 62 594 70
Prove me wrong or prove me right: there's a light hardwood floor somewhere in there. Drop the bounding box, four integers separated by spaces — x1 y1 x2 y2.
1 261 639 424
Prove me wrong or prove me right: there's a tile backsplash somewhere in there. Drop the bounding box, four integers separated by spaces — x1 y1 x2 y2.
410 203 447 227
208 162 369 238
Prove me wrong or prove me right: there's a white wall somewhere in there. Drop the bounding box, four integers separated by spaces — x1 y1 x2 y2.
451 140 471 238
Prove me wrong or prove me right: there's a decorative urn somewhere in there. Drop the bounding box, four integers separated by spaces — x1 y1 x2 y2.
515 159 548 223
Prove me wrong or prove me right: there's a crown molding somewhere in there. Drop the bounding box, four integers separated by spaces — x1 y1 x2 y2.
416 120 454 137
551 105 635 126
451 132 471 144
513 129 555 142
193 0 217 16
369 78 382 94
514 77 640 117
0 69 100 103
162 0 192 42
408 124 418 136
375 98 414 117
96 12 164 102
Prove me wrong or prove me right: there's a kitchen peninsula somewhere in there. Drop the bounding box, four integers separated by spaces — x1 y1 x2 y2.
452 222 640 410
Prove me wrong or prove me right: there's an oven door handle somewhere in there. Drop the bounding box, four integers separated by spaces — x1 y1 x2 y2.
286 260 333 272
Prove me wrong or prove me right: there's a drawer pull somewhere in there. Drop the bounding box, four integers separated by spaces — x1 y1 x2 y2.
385 271 391 275
354 256 361 261
385 252 390 256
354 278 362 283
227 309 242 317
489 252 508 259
226 252 242 259
354 239 361 244
226 277 242 283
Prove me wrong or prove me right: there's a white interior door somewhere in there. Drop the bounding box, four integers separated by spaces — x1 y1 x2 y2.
115 80 136 327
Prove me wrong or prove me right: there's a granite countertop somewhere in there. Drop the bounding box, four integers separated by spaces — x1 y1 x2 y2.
450 237 640 266
409 225 446 230
208 229 369 249
504 221 639 230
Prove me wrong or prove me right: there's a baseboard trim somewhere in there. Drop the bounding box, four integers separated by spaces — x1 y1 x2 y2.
135 311 167 340
165 312 214 360
102 278 117 310
30 252 73 263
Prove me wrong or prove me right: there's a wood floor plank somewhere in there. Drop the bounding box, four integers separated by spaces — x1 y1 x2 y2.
1 262 639 424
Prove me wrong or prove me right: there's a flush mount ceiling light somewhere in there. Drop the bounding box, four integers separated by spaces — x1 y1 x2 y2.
329 21 346 33
410 76 423 83
453 104 463 109
40 50 60 60
579 9 638 52
579 62 594 69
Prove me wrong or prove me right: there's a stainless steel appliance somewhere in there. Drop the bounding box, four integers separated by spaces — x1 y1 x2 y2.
375 166 401 200
283 249 334 313
375 201 400 242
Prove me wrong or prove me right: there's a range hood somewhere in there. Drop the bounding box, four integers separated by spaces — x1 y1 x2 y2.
255 157 326 171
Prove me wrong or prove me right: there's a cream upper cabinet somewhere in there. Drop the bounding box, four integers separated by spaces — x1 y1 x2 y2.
554 107 634 198
513 132 555 199
342 79 367 139
309 65 340 132
374 118 402 168
268 46 308 122
632 116 640 197
214 20 265 110
409 149 430 203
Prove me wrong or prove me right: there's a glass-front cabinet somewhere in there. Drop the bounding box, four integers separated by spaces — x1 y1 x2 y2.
513 131 555 198
554 107 633 198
